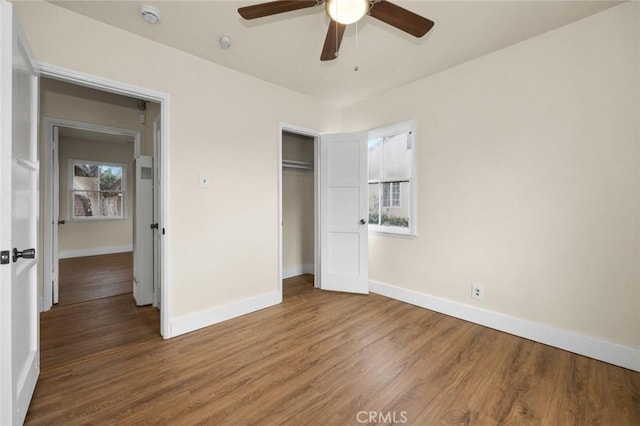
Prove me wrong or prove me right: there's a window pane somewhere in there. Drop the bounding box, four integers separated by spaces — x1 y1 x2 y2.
368 183 380 225
74 164 99 178
100 166 122 191
381 182 390 207
380 181 410 228
101 192 123 217
381 182 402 208
382 132 412 180
73 191 98 217
73 164 99 190
368 138 383 180
391 182 400 207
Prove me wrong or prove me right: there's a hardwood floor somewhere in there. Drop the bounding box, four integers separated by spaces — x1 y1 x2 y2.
40 294 160 373
58 252 133 305
45 251 160 372
28 274 639 425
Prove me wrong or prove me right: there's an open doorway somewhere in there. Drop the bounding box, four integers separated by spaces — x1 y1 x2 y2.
55 125 136 306
279 125 320 297
40 77 165 331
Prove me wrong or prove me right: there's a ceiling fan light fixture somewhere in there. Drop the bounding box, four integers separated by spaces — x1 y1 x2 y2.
326 0 369 25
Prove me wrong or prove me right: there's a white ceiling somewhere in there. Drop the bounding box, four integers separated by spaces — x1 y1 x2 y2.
50 0 622 106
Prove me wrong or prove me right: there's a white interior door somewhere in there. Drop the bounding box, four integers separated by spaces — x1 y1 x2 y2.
319 132 369 294
51 125 60 305
133 155 154 306
152 116 161 308
0 2 40 423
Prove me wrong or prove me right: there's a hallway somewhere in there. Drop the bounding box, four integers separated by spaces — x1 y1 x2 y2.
57 252 134 306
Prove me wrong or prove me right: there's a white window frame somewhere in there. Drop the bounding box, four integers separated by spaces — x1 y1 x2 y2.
68 159 127 221
368 120 417 237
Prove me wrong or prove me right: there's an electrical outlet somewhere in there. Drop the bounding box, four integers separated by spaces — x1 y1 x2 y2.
471 283 484 301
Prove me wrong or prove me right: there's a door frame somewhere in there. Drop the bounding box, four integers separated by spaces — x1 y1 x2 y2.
36 63 173 338
278 123 322 294
43 118 141 310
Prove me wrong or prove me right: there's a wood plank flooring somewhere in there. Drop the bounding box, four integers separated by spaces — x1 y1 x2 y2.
44 251 160 372
58 252 133 305
27 274 640 425
40 294 160 373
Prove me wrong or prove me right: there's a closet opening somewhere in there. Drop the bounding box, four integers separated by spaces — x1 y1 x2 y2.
280 127 319 297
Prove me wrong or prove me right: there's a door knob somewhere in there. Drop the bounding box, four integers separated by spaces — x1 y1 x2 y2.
58 220 66 225
150 223 159 229
360 219 366 225
13 248 35 263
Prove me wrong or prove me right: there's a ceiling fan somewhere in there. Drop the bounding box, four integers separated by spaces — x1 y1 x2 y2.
238 0 435 61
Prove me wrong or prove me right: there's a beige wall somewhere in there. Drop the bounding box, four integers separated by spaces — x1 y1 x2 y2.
15 1 339 319
58 137 134 255
282 170 315 274
343 2 640 348
282 133 315 275
41 78 159 156
282 132 314 164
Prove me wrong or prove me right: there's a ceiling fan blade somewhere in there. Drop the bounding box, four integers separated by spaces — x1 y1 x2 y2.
320 20 346 61
369 1 434 38
238 1 319 20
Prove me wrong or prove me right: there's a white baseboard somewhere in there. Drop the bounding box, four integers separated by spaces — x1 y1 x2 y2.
370 280 640 372
58 244 133 259
282 264 315 279
170 291 282 338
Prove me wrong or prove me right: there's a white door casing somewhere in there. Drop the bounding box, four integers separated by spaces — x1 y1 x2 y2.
319 132 369 294
0 1 40 423
43 119 141 311
37 64 171 338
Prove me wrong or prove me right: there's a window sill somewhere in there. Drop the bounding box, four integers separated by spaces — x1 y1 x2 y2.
69 217 128 223
368 229 417 239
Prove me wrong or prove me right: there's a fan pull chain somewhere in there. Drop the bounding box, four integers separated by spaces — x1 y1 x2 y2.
335 0 340 56
354 19 359 72
335 19 339 56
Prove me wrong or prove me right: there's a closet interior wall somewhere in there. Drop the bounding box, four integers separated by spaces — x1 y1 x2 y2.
282 132 315 279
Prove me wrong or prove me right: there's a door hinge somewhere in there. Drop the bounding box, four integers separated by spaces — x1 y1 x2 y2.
0 250 9 265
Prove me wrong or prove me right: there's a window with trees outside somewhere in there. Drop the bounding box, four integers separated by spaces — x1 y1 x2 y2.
69 160 125 220
368 121 416 235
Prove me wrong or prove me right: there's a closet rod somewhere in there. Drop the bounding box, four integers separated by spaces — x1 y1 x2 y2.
282 160 313 170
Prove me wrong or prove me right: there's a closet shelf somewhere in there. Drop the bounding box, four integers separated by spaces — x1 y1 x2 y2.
282 160 313 170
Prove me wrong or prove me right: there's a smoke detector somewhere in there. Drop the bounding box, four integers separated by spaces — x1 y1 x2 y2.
140 5 161 24
219 35 232 50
